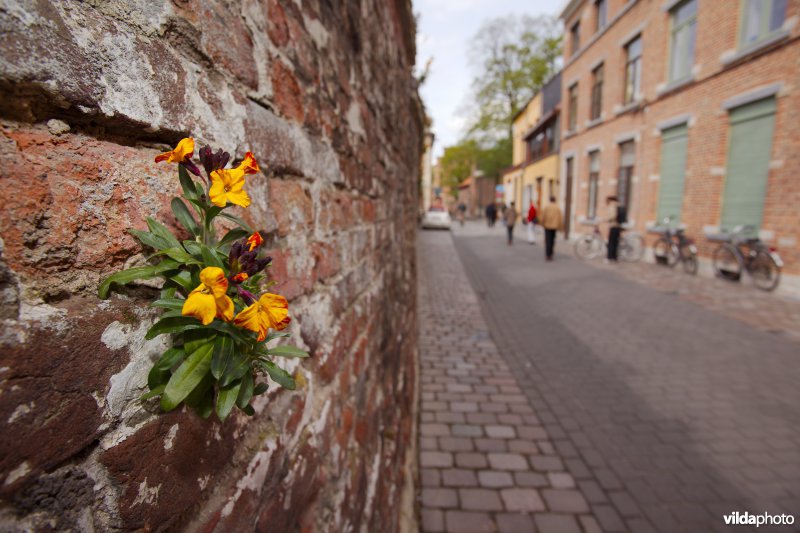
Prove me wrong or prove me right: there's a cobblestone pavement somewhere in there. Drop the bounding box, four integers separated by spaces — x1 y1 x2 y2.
417 229 603 533
442 221 800 532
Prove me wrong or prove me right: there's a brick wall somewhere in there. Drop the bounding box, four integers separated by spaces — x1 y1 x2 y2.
560 0 800 283
0 1 422 531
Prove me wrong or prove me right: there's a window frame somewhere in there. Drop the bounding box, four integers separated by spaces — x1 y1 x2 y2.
591 63 604 120
595 0 608 32
587 150 600 219
617 141 636 214
739 0 787 48
571 21 581 55
623 36 643 105
668 0 697 83
568 83 579 132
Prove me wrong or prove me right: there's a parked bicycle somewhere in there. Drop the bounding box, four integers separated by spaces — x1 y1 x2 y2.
708 225 782 291
574 221 644 262
650 216 698 275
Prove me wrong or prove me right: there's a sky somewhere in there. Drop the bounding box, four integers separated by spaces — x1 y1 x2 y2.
414 0 562 160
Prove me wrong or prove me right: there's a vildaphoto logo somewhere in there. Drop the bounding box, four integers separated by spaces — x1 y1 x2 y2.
723 511 795 527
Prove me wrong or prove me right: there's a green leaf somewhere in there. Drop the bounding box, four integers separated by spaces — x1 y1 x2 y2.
147 217 181 249
219 212 254 233
210 335 234 380
171 197 200 236
242 404 255 416
262 360 296 390
264 332 291 343
140 384 165 401
168 271 195 293
161 343 214 411
236 371 254 409
185 373 214 419
179 164 199 201
216 380 242 422
218 345 251 388
147 346 186 389
206 205 225 225
145 316 203 340
200 245 225 270
184 329 216 356
97 260 179 299
182 240 203 257
160 247 203 265
253 382 269 396
161 286 177 299
151 298 186 311
130 229 170 251
208 320 255 344
218 228 249 249
268 345 310 359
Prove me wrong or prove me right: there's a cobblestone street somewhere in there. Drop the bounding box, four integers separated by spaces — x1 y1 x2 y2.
417 222 800 532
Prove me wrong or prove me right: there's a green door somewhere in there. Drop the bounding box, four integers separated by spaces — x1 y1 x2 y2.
657 123 689 223
720 97 776 231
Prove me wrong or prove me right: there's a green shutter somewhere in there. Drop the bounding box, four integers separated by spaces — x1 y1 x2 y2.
720 97 776 231
656 124 689 223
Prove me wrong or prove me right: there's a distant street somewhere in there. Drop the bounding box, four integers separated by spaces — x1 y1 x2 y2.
419 220 800 532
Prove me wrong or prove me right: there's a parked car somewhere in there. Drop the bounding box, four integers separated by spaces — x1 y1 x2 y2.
421 207 452 230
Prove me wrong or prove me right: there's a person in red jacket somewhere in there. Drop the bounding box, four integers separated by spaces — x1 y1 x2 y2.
526 201 538 244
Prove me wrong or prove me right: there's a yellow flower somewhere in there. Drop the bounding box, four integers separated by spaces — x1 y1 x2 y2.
155 138 194 164
209 167 250 208
233 293 291 341
182 267 234 325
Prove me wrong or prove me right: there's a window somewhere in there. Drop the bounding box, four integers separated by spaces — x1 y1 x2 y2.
596 0 608 32
571 21 581 55
669 0 697 82
591 63 604 120
617 141 635 214
568 83 578 132
741 0 787 47
588 151 600 219
624 36 643 104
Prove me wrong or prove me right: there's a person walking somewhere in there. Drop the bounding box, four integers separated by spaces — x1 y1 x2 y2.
525 200 537 244
605 196 625 262
540 196 562 261
504 202 517 245
485 203 497 227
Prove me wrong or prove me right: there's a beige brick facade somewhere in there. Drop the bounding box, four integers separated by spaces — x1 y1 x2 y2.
559 0 800 290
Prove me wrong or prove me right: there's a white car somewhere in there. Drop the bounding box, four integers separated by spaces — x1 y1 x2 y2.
421 207 452 230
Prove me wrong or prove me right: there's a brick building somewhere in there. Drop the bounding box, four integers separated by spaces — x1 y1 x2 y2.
559 0 800 292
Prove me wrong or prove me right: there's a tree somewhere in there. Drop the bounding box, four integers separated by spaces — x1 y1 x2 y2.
466 15 562 143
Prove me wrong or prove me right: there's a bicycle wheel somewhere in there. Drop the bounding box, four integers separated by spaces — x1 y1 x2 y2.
574 235 602 260
653 237 678 267
749 250 781 291
712 244 742 281
680 245 698 275
620 233 644 262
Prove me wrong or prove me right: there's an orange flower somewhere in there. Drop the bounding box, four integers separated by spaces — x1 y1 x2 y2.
209 167 250 208
246 231 264 251
155 138 194 164
233 293 291 341
181 267 234 325
238 152 260 175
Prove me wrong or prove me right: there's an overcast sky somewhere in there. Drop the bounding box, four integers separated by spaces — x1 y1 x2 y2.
414 0 562 160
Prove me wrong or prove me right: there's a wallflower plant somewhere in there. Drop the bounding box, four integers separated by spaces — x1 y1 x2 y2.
99 138 308 421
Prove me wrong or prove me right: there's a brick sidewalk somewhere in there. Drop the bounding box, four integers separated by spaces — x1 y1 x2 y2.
416 230 599 533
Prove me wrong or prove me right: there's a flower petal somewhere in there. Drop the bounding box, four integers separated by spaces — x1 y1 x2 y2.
238 152 260 175
199 267 228 298
226 189 251 208
216 295 234 322
182 291 217 325
209 170 228 207
258 293 291 331
246 232 264 251
173 138 195 161
234 302 265 339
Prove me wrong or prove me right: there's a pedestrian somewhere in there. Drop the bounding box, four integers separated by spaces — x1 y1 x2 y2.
540 196 562 261
485 203 497 227
457 202 467 227
605 196 626 262
526 200 537 244
504 201 517 245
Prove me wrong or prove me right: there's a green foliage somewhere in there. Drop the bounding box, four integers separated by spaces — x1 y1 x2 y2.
98 153 310 421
